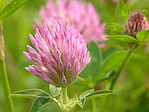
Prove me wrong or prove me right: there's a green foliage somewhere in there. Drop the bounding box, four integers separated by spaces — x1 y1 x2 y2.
49 84 61 98
80 41 101 80
119 0 128 23
95 51 127 80
106 35 138 43
77 89 114 108
102 47 121 60
77 98 86 109
136 30 149 42
86 90 114 99
79 89 95 100
96 71 116 84
105 23 124 32
0 0 30 19
30 98 52 112
10 89 51 98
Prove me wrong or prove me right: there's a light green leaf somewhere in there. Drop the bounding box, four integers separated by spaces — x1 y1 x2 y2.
49 84 61 98
120 0 128 23
80 41 101 80
86 90 114 99
106 35 138 43
105 23 124 32
79 89 94 100
95 51 127 81
10 89 51 98
0 0 30 19
136 30 149 42
68 97 77 109
77 98 86 109
30 97 52 112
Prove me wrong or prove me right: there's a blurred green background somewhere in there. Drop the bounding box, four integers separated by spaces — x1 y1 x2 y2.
0 0 149 112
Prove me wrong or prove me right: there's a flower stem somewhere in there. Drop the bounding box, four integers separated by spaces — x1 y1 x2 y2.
109 48 134 90
0 59 14 112
0 21 14 112
62 87 68 104
104 45 137 111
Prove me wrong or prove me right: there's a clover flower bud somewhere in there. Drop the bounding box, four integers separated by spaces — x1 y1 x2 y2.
125 11 149 38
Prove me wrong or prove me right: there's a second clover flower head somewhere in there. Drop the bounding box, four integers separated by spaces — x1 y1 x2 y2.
125 11 149 38
24 18 91 87
37 0 106 44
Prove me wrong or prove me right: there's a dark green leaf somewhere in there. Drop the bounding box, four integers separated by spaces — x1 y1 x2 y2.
77 98 86 109
95 51 127 81
119 0 128 23
106 35 138 43
30 97 52 112
105 23 124 32
86 90 114 99
80 41 101 80
49 84 61 98
79 89 94 100
136 30 149 42
0 0 30 19
10 89 51 98
103 47 121 60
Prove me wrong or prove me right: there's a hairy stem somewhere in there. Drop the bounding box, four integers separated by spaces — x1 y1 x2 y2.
62 87 68 104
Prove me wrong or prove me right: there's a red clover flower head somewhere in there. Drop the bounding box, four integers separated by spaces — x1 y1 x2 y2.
24 18 91 87
37 0 106 44
125 11 149 38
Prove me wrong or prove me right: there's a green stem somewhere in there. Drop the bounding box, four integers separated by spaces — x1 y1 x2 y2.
62 87 68 104
103 45 137 112
0 21 14 112
0 59 14 112
109 49 134 90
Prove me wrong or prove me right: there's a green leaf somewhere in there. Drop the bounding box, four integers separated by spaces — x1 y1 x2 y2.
86 90 114 99
0 0 30 19
119 0 128 23
103 47 121 60
106 35 138 43
96 71 116 84
95 51 127 81
136 30 149 42
30 97 52 112
49 84 61 98
105 23 124 32
68 97 77 109
77 98 86 109
10 89 51 98
80 41 101 80
79 89 94 100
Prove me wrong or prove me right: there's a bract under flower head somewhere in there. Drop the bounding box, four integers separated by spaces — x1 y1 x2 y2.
24 18 91 87
125 11 149 38
37 0 106 43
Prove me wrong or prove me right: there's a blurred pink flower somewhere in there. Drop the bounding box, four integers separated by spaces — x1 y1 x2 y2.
37 0 106 43
24 18 91 87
